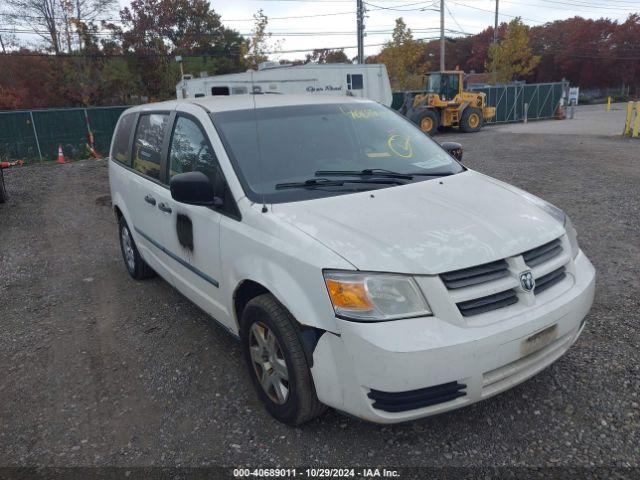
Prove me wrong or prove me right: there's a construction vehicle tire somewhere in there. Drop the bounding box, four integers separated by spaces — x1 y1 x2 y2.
0 170 6 204
411 109 439 136
461 107 483 133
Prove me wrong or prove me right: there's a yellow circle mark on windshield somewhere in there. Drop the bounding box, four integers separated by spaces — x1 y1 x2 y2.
387 134 413 158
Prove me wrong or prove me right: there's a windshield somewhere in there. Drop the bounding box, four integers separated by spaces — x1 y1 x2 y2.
426 73 441 93
212 102 464 203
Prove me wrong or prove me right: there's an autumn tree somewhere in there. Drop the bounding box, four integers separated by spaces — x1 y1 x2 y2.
375 18 427 90
117 0 245 99
487 18 540 83
244 9 281 70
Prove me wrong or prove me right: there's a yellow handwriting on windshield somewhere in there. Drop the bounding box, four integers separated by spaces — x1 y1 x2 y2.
340 106 382 120
387 134 413 158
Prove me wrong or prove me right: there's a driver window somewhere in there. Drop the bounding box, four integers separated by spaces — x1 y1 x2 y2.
168 116 219 184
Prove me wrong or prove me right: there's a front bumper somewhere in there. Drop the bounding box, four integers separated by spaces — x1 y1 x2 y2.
310 250 595 423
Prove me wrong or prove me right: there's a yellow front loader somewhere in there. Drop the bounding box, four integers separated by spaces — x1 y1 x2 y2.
399 71 496 135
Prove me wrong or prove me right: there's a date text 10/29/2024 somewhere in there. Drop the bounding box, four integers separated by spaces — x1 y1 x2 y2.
233 468 401 478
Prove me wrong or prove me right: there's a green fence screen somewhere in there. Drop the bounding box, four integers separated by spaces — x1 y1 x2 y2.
392 81 569 124
0 106 128 162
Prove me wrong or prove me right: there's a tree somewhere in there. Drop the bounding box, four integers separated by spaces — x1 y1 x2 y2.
4 0 116 53
305 49 351 64
244 9 281 70
117 0 245 99
374 18 427 90
487 18 540 83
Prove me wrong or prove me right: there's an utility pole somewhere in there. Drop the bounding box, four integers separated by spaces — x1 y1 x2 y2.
439 0 445 71
356 0 365 64
493 0 499 43
492 0 499 83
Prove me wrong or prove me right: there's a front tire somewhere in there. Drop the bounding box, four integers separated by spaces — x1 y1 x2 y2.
411 109 440 136
460 107 483 133
118 216 155 280
241 294 326 425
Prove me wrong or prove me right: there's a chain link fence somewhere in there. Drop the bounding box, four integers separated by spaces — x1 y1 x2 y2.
0 106 128 163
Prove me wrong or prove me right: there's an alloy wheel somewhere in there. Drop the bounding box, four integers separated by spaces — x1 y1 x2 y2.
121 225 136 272
249 321 290 405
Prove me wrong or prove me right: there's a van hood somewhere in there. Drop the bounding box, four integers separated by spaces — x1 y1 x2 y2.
272 170 565 274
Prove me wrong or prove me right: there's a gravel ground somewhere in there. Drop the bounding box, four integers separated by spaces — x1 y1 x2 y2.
0 128 639 472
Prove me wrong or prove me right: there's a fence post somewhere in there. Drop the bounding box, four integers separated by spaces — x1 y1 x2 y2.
523 103 528 123
633 102 640 139
624 102 634 136
29 111 43 162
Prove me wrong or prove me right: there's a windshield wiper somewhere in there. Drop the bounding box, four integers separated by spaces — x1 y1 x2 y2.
315 168 457 179
275 177 405 190
315 168 414 179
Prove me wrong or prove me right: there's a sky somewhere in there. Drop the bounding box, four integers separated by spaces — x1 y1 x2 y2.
207 0 640 60
6 0 640 60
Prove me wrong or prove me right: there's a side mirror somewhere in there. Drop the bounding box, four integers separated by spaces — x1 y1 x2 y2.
170 171 220 206
441 141 463 162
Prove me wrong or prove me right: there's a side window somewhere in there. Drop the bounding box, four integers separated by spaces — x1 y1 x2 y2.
111 113 136 165
347 74 364 90
232 86 248 95
211 86 230 96
132 113 169 180
169 116 219 185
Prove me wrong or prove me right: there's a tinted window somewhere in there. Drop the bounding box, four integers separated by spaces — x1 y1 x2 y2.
111 113 135 165
232 86 248 94
212 86 230 96
169 116 219 184
132 113 169 180
348 74 363 90
213 103 463 204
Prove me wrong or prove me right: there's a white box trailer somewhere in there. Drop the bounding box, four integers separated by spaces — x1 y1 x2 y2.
176 62 393 107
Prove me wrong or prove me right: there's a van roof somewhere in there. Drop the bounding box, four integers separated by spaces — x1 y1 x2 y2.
125 94 376 114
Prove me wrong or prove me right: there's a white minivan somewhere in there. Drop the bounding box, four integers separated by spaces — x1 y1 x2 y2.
109 95 595 425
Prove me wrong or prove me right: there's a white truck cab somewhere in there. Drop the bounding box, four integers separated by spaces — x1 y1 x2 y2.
109 95 595 424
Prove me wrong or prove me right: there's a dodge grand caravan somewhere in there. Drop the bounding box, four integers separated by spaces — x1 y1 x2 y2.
109 95 595 425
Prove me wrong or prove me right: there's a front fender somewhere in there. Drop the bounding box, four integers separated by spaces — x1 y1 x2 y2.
220 206 354 335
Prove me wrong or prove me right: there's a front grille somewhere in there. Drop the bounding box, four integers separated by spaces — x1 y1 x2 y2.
457 289 518 317
523 238 562 267
368 381 466 412
440 259 509 289
535 266 566 295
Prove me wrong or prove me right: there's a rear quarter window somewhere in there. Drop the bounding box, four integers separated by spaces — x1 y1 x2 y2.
111 113 136 165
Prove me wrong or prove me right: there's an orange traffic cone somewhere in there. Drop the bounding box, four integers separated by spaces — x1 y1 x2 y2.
57 145 66 164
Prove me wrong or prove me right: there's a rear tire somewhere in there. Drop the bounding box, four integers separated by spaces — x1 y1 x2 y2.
0 170 6 204
411 109 439 136
460 107 483 133
118 216 155 280
240 294 327 425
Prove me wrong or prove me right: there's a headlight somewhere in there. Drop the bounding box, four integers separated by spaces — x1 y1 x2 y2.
323 271 432 321
516 189 580 258
564 214 580 258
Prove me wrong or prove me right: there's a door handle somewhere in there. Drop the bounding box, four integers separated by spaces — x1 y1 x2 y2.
144 195 156 206
158 202 172 214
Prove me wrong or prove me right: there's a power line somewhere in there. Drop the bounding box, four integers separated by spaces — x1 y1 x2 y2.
448 0 545 23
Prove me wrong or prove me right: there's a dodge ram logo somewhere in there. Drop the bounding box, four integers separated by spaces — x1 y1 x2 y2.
520 271 535 292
